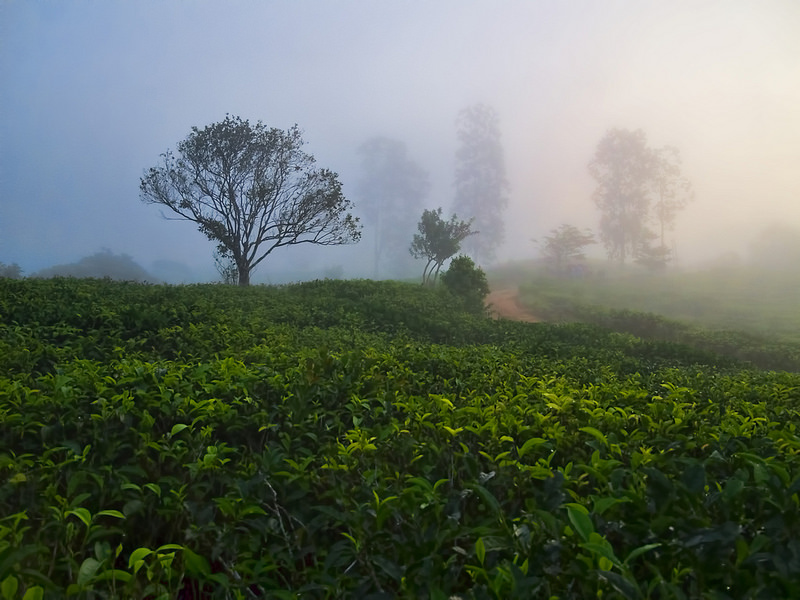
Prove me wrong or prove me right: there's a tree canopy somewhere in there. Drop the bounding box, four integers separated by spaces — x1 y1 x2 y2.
441 255 490 314
140 115 360 285
538 224 596 273
453 104 509 263
409 208 474 285
589 128 692 268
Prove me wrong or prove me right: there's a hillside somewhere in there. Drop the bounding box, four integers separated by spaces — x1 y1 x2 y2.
489 262 800 372
2 278 799 598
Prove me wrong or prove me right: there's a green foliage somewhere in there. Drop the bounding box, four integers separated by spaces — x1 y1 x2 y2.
518 268 800 370
409 208 474 285
140 115 361 286
441 255 490 314
2 277 800 598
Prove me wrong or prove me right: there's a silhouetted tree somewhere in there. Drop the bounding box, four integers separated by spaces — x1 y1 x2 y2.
409 208 474 285
453 104 509 262
357 137 430 278
140 115 361 286
537 224 596 273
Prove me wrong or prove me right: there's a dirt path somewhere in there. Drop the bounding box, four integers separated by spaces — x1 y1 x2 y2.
485 287 542 323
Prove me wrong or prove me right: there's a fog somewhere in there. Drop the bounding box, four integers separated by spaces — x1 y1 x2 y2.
2 1 799 281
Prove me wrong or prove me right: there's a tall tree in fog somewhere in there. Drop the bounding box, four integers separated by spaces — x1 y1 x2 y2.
357 137 430 278
453 104 509 262
140 115 360 286
650 146 693 250
589 129 692 267
589 129 656 265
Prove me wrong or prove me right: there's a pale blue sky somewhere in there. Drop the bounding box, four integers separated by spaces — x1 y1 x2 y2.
2 1 799 278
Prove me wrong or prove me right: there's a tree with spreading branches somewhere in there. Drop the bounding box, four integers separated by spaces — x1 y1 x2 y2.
409 208 474 286
140 115 361 285
537 224 596 273
589 128 692 268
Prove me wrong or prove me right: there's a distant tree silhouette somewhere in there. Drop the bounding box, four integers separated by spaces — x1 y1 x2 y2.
589 128 692 267
357 136 429 278
453 104 509 262
537 224 596 274
0 262 23 279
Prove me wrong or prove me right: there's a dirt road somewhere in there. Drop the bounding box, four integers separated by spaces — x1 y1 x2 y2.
485 288 541 323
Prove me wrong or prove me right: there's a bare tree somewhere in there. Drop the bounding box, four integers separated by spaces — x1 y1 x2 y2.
140 115 361 286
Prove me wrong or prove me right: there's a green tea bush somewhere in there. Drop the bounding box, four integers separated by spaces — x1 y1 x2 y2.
1 278 799 598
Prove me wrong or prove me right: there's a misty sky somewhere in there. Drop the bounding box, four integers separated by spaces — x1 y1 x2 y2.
2 1 799 279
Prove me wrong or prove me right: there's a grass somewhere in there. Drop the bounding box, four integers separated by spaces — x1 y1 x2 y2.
489 260 800 370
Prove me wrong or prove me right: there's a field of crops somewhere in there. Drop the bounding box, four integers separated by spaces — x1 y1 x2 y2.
2 278 800 599
500 264 800 372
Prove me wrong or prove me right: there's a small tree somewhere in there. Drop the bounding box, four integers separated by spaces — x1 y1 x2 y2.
441 255 490 314
140 115 361 286
409 208 474 285
634 241 671 272
537 224 596 274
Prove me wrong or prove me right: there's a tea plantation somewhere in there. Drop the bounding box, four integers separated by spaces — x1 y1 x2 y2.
1 278 799 599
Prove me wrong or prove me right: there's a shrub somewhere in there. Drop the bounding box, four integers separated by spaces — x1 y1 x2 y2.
441 255 490 314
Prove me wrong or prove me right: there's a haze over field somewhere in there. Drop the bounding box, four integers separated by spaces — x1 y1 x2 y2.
2 1 799 281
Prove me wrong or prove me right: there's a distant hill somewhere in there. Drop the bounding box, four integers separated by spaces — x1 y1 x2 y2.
32 250 159 282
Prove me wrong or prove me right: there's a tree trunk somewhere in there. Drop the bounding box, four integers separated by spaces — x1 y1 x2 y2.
238 265 250 286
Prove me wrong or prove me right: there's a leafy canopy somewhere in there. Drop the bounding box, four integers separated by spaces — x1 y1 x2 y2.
589 128 692 268
409 208 474 285
537 224 596 273
140 115 360 285
440 255 490 314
